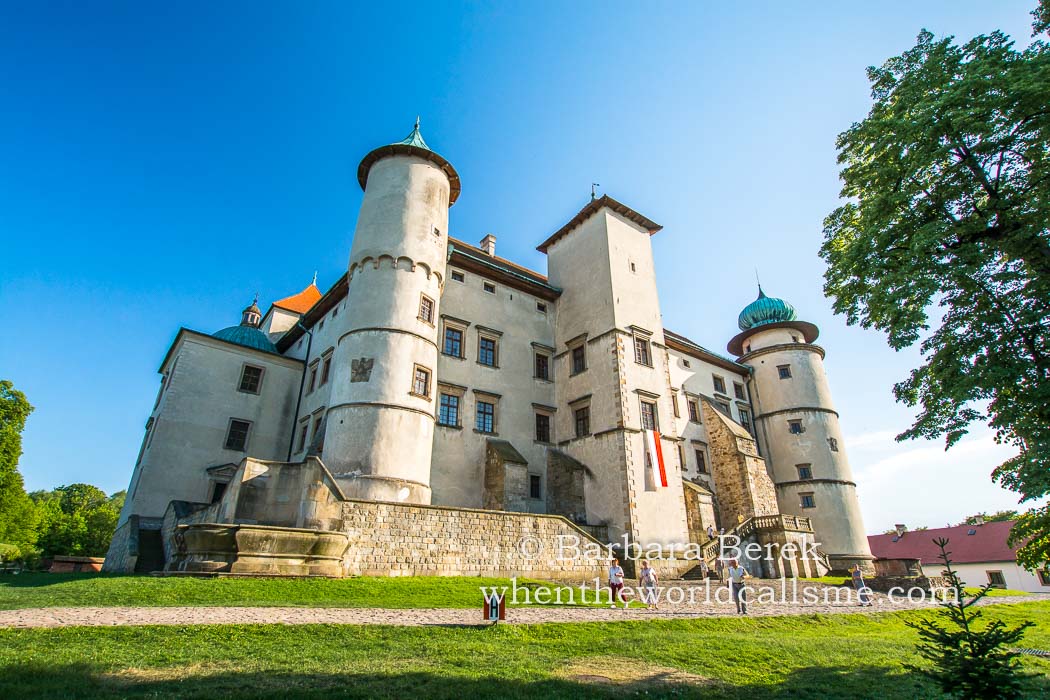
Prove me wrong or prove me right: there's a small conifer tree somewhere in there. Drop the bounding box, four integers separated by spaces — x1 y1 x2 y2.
905 537 1033 699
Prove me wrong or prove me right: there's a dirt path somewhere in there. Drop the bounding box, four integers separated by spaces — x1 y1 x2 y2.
0 587 1041 629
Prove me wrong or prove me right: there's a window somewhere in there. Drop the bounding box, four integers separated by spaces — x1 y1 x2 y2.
712 375 726 394
796 464 813 480
574 405 590 437
671 392 680 418
318 319 324 331
443 327 463 357
695 449 708 474
687 399 700 422
320 355 332 386
210 481 227 504
451 270 465 283
332 306 338 318
535 352 550 380
682 359 691 368
571 345 586 374
238 365 263 394
715 399 732 417
739 408 752 433
633 334 652 366
788 419 804 434
439 393 460 427
791 334 799 342
433 226 441 237
800 493 815 509
297 422 309 452
778 365 792 379
476 400 495 433
312 414 324 444
224 419 251 451
411 365 431 398
640 400 659 431
827 437 839 452
733 382 746 400
677 443 685 470
1038 570 1050 586
986 570 1006 588
529 474 542 500
418 294 435 325
478 336 498 367
630 262 636 272
536 302 547 313
483 282 496 294
535 413 551 443
307 363 318 394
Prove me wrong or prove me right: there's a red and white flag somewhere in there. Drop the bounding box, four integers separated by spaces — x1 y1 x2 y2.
644 430 668 488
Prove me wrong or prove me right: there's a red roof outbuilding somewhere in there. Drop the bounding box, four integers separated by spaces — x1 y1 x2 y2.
867 520 1019 565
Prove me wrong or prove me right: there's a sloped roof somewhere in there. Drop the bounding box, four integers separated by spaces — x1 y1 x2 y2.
537 195 662 254
867 520 1019 564
273 283 322 314
487 439 528 464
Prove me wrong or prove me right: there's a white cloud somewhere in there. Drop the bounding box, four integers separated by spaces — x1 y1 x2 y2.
844 428 1040 534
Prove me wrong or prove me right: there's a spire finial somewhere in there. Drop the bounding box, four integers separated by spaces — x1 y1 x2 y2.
253 292 259 305
591 182 600 201
414 115 420 130
755 268 764 297
312 270 318 286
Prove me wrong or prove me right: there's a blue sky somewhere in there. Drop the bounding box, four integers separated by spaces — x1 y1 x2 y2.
1 1 1041 532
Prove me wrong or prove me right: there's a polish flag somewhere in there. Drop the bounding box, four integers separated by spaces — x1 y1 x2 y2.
644 429 668 488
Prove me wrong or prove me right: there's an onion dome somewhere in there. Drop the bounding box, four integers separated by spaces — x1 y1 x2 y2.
737 286 797 331
357 118 461 205
213 295 277 354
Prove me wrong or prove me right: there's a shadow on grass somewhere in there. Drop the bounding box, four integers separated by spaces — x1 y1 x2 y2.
0 572 120 589
6 661 1044 700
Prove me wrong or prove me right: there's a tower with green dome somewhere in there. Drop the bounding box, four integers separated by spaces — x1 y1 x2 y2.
729 286 874 574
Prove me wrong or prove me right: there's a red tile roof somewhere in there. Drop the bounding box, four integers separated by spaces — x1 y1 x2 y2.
272 283 322 314
867 520 1019 564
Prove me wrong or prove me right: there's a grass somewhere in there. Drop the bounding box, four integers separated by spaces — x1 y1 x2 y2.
0 602 1047 698
0 573 634 610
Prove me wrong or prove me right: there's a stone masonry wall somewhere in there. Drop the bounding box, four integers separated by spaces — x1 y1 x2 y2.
701 399 778 527
339 499 609 579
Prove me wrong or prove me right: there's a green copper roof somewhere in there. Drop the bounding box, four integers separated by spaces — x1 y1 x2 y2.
395 118 431 150
737 287 797 331
213 325 278 354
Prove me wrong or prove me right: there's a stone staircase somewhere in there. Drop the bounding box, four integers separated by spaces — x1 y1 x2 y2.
680 513 830 580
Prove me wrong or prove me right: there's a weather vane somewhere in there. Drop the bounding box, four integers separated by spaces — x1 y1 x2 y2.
591 182 600 200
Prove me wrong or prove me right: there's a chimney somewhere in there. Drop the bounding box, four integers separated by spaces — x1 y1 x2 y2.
973 515 985 526
894 524 906 537
480 234 496 257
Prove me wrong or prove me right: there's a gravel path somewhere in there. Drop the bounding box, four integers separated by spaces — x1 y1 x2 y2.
1 584 1041 629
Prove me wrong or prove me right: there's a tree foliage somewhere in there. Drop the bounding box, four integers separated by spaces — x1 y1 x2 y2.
0 380 37 558
906 538 1034 699
31 485 124 558
960 510 1019 525
820 25 1050 568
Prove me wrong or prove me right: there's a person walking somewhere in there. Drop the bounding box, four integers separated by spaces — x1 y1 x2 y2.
851 565 873 607
608 558 627 609
639 560 659 611
727 558 749 615
715 557 725 583
706 524 715 541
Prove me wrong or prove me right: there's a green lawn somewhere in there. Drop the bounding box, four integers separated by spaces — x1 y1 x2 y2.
0 573 625 609
0 602 1047 698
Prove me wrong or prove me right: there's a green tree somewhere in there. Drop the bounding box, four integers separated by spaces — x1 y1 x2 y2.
906 538 1034 699
820 18 1050 568
960 510 1019 525
32 484 122 558
0 380 38 559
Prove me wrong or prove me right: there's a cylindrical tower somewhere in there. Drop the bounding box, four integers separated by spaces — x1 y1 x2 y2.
324 121 460 504
728 287 874 573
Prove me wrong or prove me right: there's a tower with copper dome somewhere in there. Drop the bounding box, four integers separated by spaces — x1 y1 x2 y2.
728 287 874 573
323 121 460 503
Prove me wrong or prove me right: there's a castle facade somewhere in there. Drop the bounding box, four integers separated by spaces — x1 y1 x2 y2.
106 123 874 575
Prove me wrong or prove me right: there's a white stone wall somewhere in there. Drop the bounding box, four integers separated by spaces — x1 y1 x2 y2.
117 332 302 524
431 256 556 511
920 561 1049 594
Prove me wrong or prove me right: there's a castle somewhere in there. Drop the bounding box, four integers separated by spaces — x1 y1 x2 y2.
104 122 874 577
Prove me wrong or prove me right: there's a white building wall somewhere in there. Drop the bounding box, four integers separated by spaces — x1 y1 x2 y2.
118 333 302 524
921 561 1049 594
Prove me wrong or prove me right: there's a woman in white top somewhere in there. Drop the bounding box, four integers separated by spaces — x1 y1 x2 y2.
639 560 659 610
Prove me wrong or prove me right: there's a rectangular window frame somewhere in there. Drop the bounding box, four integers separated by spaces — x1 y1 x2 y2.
224 418 252 452
307 361 319 394
800 492 816 509
319 351 333 386
687 398 700 423
418 293 436 326
451 270 465 283
694 446 708 474
733 382 746 400
778 364 792 379
986 570 1006 588
529 474 542 500
475 399 497 434
573 403 591 438
534 410 552 444
477 333 499 368
296 420 309 453
238 364 265 394
796 463 813 480
640 399 659 432
738 407 752 433
438 393 461 427
788 419 805 435
410 364 432 399
633 332 652 367
712 375 727 395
